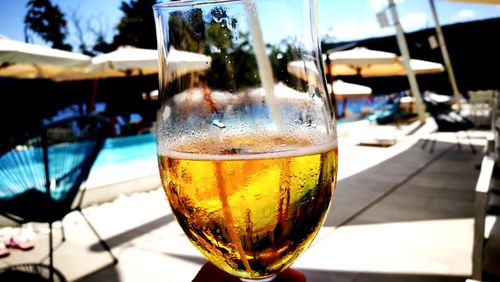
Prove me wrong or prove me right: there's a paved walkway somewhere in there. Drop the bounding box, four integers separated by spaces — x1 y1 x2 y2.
0 118 488 282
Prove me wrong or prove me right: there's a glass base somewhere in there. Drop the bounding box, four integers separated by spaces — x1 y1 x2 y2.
240 275 276 282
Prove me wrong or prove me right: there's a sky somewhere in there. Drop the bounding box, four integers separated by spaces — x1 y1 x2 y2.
0 0 499 51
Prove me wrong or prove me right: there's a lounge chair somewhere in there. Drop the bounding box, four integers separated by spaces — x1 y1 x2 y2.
0 115 117 280
365 92 402 125
468 90 496 128
421 91 476 154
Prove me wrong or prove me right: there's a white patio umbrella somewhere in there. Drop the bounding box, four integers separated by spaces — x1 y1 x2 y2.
331 80 373 118
165 47 212 80
327 47 444 121
331 58 444 77
0 37 92 81
90 46 212 79
327 47 444 77
329 47 399 66
286 60 322 86
90 46 159 77
288 59 374 117
87 46 212 111
331 80 372 99
287 60 373 98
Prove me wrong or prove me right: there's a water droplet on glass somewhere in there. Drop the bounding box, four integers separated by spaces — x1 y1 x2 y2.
227 18 236 31
308 85 320 98
162 106 171 121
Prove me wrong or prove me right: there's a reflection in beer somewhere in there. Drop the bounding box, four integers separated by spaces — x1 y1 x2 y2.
158 133 337 278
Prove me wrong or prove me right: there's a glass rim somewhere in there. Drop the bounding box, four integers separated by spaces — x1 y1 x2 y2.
153 0 277 9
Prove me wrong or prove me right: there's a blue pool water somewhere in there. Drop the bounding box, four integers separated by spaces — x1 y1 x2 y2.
87 133 158 187
337 95 389 117
93 133 156 170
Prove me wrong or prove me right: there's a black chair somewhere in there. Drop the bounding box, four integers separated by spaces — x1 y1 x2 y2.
0 263 67 282
0 115 117 280
421 92 476 154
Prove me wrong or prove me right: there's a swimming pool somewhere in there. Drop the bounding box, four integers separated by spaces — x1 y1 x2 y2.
87 133 158 188
337 95 389 118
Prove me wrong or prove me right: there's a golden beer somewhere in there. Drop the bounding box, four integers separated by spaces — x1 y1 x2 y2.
158 134 337 279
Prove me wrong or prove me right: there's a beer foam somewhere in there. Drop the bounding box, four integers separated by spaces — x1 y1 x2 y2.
157 133 337 161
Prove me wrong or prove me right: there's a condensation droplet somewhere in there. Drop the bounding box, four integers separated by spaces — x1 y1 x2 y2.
162 106 171 121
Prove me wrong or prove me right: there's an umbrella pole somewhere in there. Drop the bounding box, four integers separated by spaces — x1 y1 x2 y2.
388 0 426 123
90 79 98 113
325 56 340 119
429 0 462 110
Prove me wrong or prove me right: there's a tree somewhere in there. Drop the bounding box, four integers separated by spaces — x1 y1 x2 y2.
24 0 72 51
166 6 291 91
167 8 206 53
69 10 114 55
112 0 158 49
93 34 116 54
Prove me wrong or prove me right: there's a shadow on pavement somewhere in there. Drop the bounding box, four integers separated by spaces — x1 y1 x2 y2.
74 263 120 282
325 139 481 227
89 213 176 252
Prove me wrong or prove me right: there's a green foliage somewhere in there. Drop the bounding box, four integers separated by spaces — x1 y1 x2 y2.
167 9 206 53
112 0 158 49
24 0 72 51
93 35 116 54
206 18 256 90
167 7 259 91
89 0 158 54
166 6 307 92
268 39 308 92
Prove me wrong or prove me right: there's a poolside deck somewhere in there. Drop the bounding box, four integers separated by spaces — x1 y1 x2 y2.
0 117 489 281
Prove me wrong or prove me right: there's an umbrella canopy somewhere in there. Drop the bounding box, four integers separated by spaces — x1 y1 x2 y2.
329 47 398 65
330 80 373 118
91 46 159 77
86 46 212 112
286 60 322 85
331 80 372 99
0 37 92 80
90 46 212 79
328 47 444 77
287 60 372 98
165 47 212 79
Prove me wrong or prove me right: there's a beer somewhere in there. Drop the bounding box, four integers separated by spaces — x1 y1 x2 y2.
158 134 337 279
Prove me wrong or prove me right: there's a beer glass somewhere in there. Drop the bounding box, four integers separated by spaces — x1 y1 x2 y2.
154 0 337 280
